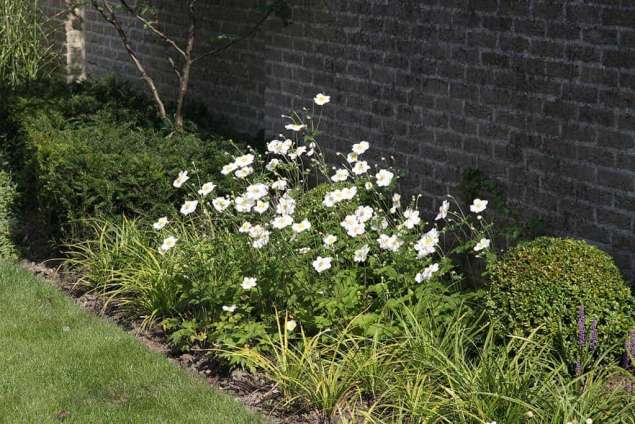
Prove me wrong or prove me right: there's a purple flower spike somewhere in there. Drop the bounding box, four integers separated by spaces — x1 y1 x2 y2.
630 331 635 357
577 304 586 349
589 319 598 352
575 358 582 376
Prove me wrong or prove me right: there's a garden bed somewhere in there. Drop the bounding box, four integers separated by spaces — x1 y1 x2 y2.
1 80 633 423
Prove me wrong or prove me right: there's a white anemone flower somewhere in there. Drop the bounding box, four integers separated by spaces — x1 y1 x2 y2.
314 93 330 106
365 181 373 190
352 141 370 155
346 152 359 163
353 244 370 263
253 201 270 214
271 179 288 190
212 196 231 212
159 236 177 254
375 169 394 187
234 195 254 213
352 161 370 175
173 170 190 188
323 192 337 208
222 305 237 313
390 193 401 214
435 200 450 221
415 263 440 283
377 234 403 252
238 222 253 234
323 234 337 247
248 225 266 239
341 186 357 199
286 319 298 332
266 158 281 171
474 238 491 252
345 221 366 238
285 123 306 132
180 200 198 216
152 217 169 230
414 228 439 258
312 256 333 273
292 218 312 233
355 206 374 223
470 198 488 214
235 166 254 179
271 214 293 229
276 195 296 216
331 168 349 182
234 153 255 168
241 277 257 290
403 209 421 229
198 182 216 196
246 183 268 200
221 162 238 176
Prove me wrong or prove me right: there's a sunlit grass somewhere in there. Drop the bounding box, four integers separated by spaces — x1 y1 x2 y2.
0 260 263 423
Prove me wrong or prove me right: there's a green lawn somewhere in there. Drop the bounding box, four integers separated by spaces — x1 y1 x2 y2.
0 260 263 423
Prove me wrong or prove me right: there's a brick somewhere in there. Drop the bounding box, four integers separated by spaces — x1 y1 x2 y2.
604 50 635 68
602 8 635 27
598 168 635 191
481 51 510 67
567 5 602 24
603 127 635 148
583 28 619 45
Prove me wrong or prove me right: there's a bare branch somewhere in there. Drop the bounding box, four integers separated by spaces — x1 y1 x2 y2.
174 0 197 129
192 7 273 64
91 0 167 120
118 0 186 58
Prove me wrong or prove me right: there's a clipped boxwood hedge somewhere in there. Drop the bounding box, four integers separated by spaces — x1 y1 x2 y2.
487 237 634 363
1 77 241 242
22 115 238 239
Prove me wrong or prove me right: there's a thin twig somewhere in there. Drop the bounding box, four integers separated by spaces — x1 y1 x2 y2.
118 0 186 58
91 0 167 120
192 8 273 64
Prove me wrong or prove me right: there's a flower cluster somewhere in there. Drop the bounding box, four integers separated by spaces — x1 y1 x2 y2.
150 93 493 326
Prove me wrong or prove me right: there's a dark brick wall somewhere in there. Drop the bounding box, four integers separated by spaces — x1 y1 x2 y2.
46 0 635 282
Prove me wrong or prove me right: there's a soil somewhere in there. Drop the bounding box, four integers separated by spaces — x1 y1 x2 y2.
19 259 321 424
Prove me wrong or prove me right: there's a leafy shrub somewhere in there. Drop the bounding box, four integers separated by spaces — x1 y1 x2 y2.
69 94 495 354
487 237 635 364
23 116 238 239
1 77 242 244
1 77 158 178
0 170 17 259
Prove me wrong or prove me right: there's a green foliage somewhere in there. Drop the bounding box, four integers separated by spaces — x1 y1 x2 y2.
0 260 263 423
487 237 635 364
459 168 545 243
1 77 161 180
2 78 238 241
234 306 634 423
0 0 57 88
25 116 235 238
68 124 492 359
0 170 17 259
